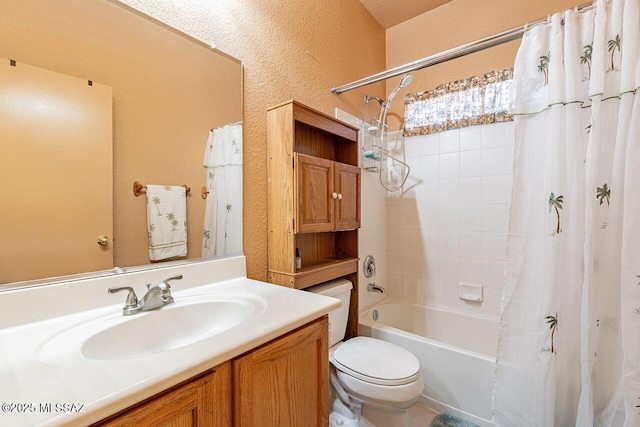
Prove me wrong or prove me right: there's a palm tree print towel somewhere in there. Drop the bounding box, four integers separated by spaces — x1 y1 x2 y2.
146 184 187 261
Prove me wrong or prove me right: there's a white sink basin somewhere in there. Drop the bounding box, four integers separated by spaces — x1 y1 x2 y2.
40 292 266 364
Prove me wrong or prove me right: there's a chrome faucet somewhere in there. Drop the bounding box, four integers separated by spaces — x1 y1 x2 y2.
108 275 182 315
367 282 385 294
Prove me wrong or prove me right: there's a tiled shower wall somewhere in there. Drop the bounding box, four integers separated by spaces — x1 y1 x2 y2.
335 110 389 311
387 122 515 317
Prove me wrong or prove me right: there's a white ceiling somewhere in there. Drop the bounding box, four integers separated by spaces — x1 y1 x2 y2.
359 0 453 29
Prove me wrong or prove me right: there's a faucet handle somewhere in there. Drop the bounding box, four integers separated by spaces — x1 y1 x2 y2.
108 286 139 308
162 275 183 288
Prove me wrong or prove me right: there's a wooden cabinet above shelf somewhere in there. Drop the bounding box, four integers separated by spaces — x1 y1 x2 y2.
267 100 360 337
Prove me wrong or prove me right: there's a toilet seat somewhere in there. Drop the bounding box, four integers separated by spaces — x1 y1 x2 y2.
330 337 421 386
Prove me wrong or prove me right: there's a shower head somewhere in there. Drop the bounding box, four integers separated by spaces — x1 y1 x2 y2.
386 73 412 104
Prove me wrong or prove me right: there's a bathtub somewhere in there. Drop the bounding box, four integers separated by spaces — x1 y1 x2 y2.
359 301 499 427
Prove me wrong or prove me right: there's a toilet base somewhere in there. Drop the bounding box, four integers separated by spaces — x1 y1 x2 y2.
362 404 410 427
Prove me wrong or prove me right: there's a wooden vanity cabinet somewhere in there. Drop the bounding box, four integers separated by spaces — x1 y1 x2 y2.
95 363 232 427
94 316 328 427
267 100 360 339
233 316 328 426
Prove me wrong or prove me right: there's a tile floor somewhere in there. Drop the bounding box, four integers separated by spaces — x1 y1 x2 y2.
409 403 438 427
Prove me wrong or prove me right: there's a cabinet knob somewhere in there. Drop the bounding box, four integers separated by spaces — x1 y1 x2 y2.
331 192 338 199
97 235 110 246
337 193 343 200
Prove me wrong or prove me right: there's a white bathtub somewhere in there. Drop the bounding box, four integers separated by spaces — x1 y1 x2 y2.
359 301 499 427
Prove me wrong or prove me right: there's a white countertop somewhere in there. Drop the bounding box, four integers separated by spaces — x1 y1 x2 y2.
0 257 340 426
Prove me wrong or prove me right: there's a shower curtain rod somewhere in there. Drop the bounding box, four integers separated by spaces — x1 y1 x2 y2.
330 1 594 94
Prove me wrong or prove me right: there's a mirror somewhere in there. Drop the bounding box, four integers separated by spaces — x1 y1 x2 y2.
0 0 242 287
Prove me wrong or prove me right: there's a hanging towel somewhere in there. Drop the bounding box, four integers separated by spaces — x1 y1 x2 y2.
146 184 187 261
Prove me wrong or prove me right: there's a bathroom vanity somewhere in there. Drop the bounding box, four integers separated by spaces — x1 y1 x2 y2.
96 317 327 426
0 256 337 426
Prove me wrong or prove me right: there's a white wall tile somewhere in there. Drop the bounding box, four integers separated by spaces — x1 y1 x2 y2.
388 251 403 275
376 120 515 319
459 257 482 284
505 142 515 174
420 254 439 280
481 176 506 204
437 256 459 282
402 205 421 230
405 136 422 158
460 231 482 258
386 274 403 299
402 275 420 303
416 181 439 206
421 155 440 181
439 179 459 205
459 177 482 204
439 152 460 179
439 231 459 256
420 229 439 254
505 121 515 146
439 205 459 231
438 281 461 308
439 129 460 153
421 133 440 156
482 122 508 148
459 125 482 151
459 299 484 314
482 287 503 317
482 146 507 176
482 204 508 232
459 150 482 177
482 259 506 289
418 205 439 230
403 252 423 278
482 232 507 260
460 205 482 231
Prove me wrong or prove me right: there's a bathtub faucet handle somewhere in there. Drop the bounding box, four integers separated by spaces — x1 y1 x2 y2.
364 255 376 278
367 282 385 294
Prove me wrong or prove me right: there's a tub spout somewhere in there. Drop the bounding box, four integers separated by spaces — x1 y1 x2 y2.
368 283 385 294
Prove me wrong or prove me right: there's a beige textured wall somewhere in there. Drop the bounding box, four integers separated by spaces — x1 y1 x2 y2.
121 0 387 281
383 0 582 129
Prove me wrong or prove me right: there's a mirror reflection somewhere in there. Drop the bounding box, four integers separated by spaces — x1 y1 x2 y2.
0 0 243 286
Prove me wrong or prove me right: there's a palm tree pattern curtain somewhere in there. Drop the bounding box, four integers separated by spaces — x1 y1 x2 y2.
403 68 513 136
202 123 243 257
493 1 640 425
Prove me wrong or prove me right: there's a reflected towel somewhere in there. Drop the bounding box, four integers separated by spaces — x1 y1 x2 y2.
146 185 187 261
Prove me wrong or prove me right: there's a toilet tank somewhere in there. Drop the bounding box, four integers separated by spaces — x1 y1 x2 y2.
306 279 353 347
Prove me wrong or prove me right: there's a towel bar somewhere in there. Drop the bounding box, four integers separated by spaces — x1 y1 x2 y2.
133 181 190 197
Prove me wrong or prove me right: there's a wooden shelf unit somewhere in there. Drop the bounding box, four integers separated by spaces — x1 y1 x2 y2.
267 100 360 339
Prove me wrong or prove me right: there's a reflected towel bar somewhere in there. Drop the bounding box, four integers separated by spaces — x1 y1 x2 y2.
133 181 191 197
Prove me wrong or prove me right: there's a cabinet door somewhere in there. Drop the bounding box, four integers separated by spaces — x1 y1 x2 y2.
95 363 232 427
295 153 334 233
334 162 361 230
233 316 329 427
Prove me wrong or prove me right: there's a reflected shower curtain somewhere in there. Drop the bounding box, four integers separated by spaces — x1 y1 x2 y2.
493 1 640 426
202 123 243 257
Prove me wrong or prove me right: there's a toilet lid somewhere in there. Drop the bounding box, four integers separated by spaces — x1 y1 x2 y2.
330 337 421 386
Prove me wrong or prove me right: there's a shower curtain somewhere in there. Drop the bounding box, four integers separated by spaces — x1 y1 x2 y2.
493 0 640 426
202 123 243 257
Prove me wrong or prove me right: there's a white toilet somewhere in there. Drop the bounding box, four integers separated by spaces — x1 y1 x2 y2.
308 279 423 427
